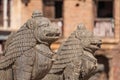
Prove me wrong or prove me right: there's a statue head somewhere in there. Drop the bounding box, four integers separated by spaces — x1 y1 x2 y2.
26 10 61 44
76 24 102 54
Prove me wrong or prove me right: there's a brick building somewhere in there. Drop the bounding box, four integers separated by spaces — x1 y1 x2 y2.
0 0 120 80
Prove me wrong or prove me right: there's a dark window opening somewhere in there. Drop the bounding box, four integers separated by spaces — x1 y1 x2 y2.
55 1 63 18
43 0 63 19
43 0 54 18
43 0 63 36
97 1 113 18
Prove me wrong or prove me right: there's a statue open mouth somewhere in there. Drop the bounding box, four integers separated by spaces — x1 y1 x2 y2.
46 33 61 38
90 43 101 49
84 43 101 53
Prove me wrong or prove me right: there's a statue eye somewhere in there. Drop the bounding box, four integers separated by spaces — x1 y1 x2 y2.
39 24 48 28
45 24 49 27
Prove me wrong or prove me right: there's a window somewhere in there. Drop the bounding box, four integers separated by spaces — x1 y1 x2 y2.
93 0 114 37
43 0 63 19
97 1 113 18
94 19 114 37
43 0 63 35
55 1 63 18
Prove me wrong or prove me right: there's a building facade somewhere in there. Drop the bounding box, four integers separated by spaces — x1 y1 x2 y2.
0 0 120 80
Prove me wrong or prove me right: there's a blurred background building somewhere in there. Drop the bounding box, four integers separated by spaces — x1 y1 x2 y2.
0 0 120 80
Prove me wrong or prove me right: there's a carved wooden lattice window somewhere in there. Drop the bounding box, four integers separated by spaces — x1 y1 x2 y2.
93 0 114 37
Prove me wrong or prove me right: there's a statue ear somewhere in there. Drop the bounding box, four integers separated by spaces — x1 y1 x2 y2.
75 31 81 40
26 19 36 29
77 23 86 30
75 23 86 40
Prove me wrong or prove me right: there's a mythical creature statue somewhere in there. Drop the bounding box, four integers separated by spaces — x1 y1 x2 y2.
0 10 61 80
42 24 102 80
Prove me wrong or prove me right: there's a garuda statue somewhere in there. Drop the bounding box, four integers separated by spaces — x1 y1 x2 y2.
0 10 61 80
42 24 102 80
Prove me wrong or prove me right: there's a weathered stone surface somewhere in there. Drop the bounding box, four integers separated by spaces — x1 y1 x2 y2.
88 64 105 80
0 10 61 80
43 24 102 80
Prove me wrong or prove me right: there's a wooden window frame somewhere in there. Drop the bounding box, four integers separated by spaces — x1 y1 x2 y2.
93 0 119 44
42 0 64 36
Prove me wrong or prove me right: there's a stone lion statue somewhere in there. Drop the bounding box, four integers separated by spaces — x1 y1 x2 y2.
0 10 61 80
42 24 102 80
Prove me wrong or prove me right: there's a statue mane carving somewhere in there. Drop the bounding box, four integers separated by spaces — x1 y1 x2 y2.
0 25 36 68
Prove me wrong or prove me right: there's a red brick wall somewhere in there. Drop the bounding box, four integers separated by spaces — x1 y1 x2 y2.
11 0 43 29
110 44 120 80
112 54 120 80
21 0 43 25
63 0 94 37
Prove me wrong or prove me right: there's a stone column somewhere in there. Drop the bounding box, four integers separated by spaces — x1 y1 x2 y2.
3 0 8 28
